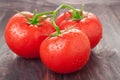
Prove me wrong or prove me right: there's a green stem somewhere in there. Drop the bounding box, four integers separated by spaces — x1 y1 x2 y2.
54 4 84 20
53 4 77 20
51 19 61 36
51 4 78 36
58 4 76 12
32 11 54 24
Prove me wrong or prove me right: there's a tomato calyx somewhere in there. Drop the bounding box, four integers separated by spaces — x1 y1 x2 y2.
28 10 53 26
71 5 84 21
16 10 54 27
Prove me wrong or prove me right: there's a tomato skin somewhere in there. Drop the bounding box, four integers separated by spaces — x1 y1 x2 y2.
56 11 102 48
40 29 91 74
4 12 55 58
56 12 72 26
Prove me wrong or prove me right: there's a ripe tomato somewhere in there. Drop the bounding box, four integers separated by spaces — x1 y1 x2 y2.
40 29 91 74
56 11 102 48
4 11 55 58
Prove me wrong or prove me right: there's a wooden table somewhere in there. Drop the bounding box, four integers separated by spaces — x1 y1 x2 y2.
0 0 120 80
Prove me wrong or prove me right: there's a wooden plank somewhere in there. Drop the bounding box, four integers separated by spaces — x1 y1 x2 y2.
46 0 120 5
88 5 120 51
0 8 7 36
110 3 120 24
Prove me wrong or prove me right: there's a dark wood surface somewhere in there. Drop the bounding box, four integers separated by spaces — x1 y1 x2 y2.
0 0 120 80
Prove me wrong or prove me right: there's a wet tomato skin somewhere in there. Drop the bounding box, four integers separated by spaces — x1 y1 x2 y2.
4 12 55 58
40 29 91 74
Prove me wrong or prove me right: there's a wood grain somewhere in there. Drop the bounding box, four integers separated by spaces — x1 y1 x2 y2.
0 0 120 80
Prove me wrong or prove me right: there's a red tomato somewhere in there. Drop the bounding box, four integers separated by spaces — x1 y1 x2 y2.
40 29 91 74
56 11 102 48
4 11 55 58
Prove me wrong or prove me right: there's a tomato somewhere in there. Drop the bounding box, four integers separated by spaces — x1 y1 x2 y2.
40 29 91 74
56 11 102 48
4 11 55 58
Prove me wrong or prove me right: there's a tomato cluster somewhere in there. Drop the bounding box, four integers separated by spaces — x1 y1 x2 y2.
4 4 102 74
